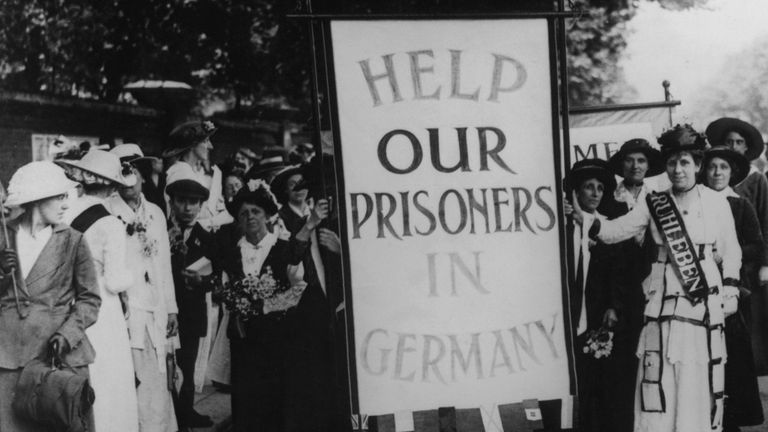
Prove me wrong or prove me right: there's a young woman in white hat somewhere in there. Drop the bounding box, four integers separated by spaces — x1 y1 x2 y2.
58 150 139 432
0 161 101 431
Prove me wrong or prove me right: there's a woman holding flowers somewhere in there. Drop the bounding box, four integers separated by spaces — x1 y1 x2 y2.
220 180 328 432
569 124 742 432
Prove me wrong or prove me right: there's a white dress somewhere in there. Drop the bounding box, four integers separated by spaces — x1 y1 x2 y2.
598 185 741 432
65 195 138 432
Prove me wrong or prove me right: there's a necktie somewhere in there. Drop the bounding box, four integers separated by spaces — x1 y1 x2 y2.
576 239 587 335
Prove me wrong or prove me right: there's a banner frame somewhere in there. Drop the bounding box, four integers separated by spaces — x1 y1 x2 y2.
309 13 578 428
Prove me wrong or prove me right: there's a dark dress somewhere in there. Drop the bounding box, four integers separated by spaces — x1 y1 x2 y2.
723 195 764 430
277 206 336 432
738 171 768 373
569 221 629 432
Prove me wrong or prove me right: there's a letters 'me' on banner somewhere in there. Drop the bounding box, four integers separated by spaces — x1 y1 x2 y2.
330 19 570 426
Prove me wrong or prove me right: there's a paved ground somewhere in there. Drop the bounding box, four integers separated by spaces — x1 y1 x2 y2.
193 377 768 432
191 385 231 432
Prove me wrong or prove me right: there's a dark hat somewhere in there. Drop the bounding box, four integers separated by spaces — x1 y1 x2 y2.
226 181 279 218
236 146 258 161
248 147 287 180
270 165 306 205
165 162 210 201
705 117 764 161
163 120 217 158
564 158 616 194
657 124 708 159
701 145 750 186
608 138 664 178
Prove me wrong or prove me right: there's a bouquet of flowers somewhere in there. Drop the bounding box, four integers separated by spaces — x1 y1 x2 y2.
583 327 614 359
219 267 306 320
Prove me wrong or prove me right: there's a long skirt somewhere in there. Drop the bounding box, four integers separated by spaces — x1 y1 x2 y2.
132 329 178 432
0 366 91 432
634 321 721 432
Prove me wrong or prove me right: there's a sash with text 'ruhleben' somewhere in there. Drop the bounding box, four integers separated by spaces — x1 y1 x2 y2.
646 191 710 303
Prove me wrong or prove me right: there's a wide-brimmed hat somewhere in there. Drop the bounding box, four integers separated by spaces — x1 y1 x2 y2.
56 149 137 187
248 147 287 180
701 145 750 186
236 146 258 161
608 138 664 178
163 120 217 158
705 117 764 161
110 143 159 165
226 180 279 218
657 124 708 160
564 159 616 194
270 165 306 205
5 161 78 208
165 162 210 201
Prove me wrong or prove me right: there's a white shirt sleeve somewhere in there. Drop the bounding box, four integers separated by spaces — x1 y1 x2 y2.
596 197 651 244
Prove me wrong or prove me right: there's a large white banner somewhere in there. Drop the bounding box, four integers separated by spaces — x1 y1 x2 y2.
331 20 569 426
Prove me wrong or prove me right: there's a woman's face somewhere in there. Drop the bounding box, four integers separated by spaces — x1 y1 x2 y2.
192 138 213 162
223 176 243 202
705 156 732 192
237 202 268 238
621 152 649 185
36 193 69 225
724 131 748 156
286 174 307 206
576 178 604 213
666 152 700 191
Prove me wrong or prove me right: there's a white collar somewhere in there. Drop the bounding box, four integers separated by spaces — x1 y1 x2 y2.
238 231 278 251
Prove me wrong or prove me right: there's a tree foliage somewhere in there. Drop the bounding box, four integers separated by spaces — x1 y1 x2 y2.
0 0 711 114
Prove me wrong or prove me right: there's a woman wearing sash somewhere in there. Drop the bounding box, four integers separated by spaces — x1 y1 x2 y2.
570 124 741 432
58 150 139 432
701 146 764 431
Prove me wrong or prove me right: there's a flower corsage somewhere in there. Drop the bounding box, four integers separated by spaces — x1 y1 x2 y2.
583 327 614 359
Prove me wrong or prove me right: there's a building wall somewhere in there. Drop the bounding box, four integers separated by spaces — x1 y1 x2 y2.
0 92 282 184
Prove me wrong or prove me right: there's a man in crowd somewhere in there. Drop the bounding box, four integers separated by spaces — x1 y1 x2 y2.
165 162 219 428
108 144 180 432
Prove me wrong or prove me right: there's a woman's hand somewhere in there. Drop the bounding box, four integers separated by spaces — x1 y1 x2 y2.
48 334 70 360
723 284 740 317
181 269 203 288
0 249 17 275
602 308 618 329
318 228 341 254
759 266 768 284
167 313 178 337
564 191 584 226
307 199 330 228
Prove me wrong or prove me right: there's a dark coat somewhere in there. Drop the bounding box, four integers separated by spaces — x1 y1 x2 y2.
723 195 764 428
0 223 100 369
170 222 219 338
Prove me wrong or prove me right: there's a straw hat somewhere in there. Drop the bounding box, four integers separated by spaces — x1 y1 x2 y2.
5 161 78 207
226 180 279 218
56 149 136 187
163 120 217 158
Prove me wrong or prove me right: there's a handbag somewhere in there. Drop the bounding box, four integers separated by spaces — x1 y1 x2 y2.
12 346 95 432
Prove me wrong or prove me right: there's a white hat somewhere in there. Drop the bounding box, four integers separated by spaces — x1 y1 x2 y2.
56 149 137 187
5 161 78 207
165 162 209 200
110 143 159 164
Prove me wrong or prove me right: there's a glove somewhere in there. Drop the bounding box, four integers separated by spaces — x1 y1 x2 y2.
48 334 70 365
723 285 739 317
0 249 18 275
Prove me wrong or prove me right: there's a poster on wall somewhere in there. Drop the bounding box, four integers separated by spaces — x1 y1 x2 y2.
330 19 570 429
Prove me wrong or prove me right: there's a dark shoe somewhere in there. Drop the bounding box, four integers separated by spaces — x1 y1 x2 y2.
182 410 213 428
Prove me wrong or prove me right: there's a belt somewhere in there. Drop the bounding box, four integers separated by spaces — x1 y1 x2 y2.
653 244 712 263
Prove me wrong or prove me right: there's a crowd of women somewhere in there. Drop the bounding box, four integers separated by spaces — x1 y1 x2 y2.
0 120 347 432
565 118 768 432
1 114 767 432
